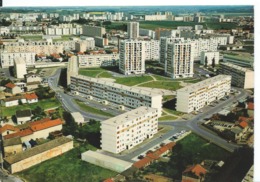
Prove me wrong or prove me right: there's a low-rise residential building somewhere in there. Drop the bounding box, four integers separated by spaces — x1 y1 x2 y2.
219 62 254 89
182 164 207 182
3 137 23 158
176 75 231 113
4 118 63 142
70 75 162 114
24 93 38 104
14 58 27 79
25 73 42 83
101 106 159 154
78 53 119 68
16 109 32 125
1 96 24 107
4 136 73 174
5 83 22 95
15 82 26 92
200 51 219 66
71 112 84 125
0 124 20 137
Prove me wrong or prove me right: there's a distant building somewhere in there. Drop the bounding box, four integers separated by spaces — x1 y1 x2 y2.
101 106 159 154
176 75 231 113
4 136 73 174
195 25 203 30
119 40 145 75
82 25 106 37
200 51 219 66
219 62 254 89
14 58 27 79
127 22 139 39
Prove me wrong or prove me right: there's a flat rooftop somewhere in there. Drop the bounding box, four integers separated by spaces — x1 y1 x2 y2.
72 75 162 97
177 75 231 93
221 62 253 72
102 106 157 126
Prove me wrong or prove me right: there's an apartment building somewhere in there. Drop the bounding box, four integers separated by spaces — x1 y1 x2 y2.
67 56 78 86
14 59 27 79
219 62 254 89
144 15 167 21
0 52 35 68
191 38 218 58
144 40 160 61
165 40 195 79
101 106 159 154
70 75 162 115
200 51 219 66
176 75 231 113
78 53 119 68
159 37 184 65
82 25 106 37
75 39 95 52
1 41 64 55
119 40 146 75
139 29 155 39
127 22 139 39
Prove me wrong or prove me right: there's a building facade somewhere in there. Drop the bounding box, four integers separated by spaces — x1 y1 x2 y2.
176 75 231 113
0 52 35 68
200 51 219 66
165 40 195 78
219 62 254 89
67 56 79 86
119 40 146 75
82 25 106 37
14 58 27 79
127 22 139 39
144 40 160 61
78 53 119 68
70 75 162 115
101 106 159 154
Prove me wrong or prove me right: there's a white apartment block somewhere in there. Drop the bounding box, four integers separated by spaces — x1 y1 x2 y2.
119 40 146 75
200 51 219 66
45 27 82 35
165 40 195 79
0 52 35 68
191 38 218 58
177 26 193 31
195 25 203 30
101 106 159 154
159 37 184 65
219 62 254 89
78 53 119 68
176 75 231 113
127 22 139 39
144 15 167 21
14 58 27 79
82 25 106 37
70 75 162 115
67 56 78 86
144 40 160 61
75 39 95 52
1 41 64 55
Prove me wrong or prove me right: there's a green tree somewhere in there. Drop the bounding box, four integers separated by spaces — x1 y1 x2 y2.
204 56 208 67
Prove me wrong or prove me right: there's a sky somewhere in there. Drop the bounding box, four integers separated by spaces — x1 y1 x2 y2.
3 0 258 7
2 0 260 181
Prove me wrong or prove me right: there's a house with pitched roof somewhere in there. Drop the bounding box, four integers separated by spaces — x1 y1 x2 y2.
0 124 20 136
24 73 42 91
16 109 32 125
5 83 22 95
182 164 207 182
24 93 38 104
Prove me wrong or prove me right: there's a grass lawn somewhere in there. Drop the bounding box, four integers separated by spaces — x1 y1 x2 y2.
17 143 117 182
1 98 60 117
79 69 103 78
74 100 114 117
20 35 43 41
139 81 181 91
115 76 153 86
97 71 114 78
158 115 178 121
163 108 184 116
178 133 231 161
152 74 172 81
184 79 202 83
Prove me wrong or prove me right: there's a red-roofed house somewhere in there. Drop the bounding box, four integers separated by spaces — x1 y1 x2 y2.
182 164 207 182
239 121 248 129
0 124 20 136
3 118 63 142
24 93 38 104
5 83 22 95
247 102 254 110
133 157 153 169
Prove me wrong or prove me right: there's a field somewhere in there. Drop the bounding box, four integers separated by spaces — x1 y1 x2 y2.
17 143 117 182
74 100 114 117
0 98 60 117
115 76 153 86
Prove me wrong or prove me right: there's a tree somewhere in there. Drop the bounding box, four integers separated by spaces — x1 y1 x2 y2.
212 57 216 68
204 56 208 67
